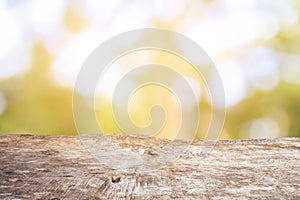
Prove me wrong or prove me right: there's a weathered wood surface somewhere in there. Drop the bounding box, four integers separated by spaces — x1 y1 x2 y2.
0 134 299 199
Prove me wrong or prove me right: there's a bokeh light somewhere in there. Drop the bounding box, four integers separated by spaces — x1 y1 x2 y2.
0 0 299 139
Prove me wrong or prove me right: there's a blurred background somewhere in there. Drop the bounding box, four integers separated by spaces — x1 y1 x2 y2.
0 0 299 139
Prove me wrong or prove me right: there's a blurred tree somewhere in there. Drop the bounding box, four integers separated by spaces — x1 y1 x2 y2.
226 82 300 138
0 43 76 135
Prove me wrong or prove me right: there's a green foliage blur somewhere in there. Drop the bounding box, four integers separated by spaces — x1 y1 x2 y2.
0 1 300 139
0 43 76 135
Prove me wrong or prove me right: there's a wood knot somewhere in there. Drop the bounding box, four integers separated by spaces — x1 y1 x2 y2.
145 149 158 156
111 176 121 183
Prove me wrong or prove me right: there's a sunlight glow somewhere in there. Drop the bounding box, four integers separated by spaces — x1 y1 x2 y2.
279 54 300 84
52 28 107 88
0 3 21 58
250 117 279 139
1 0 299 139
246 47 279 91
18 0 66 38
217 60 246 107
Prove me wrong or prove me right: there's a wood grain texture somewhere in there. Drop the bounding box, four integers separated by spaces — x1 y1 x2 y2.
0 134 299 199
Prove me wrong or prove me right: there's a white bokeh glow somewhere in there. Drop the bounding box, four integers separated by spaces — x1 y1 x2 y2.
146 0 185 21
0 42 32 79
84 0 121 22
279 53 300 84
217 60 247 107
225 0 257 9
245 47 279 91
0 2 31 80
52 28 108 89
96 50 151 100
15 0 66 39
109 4 149 35
0 2 22 58
0 0 298 109
260 0 299 29
250 117 279 139
185 8 279 58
